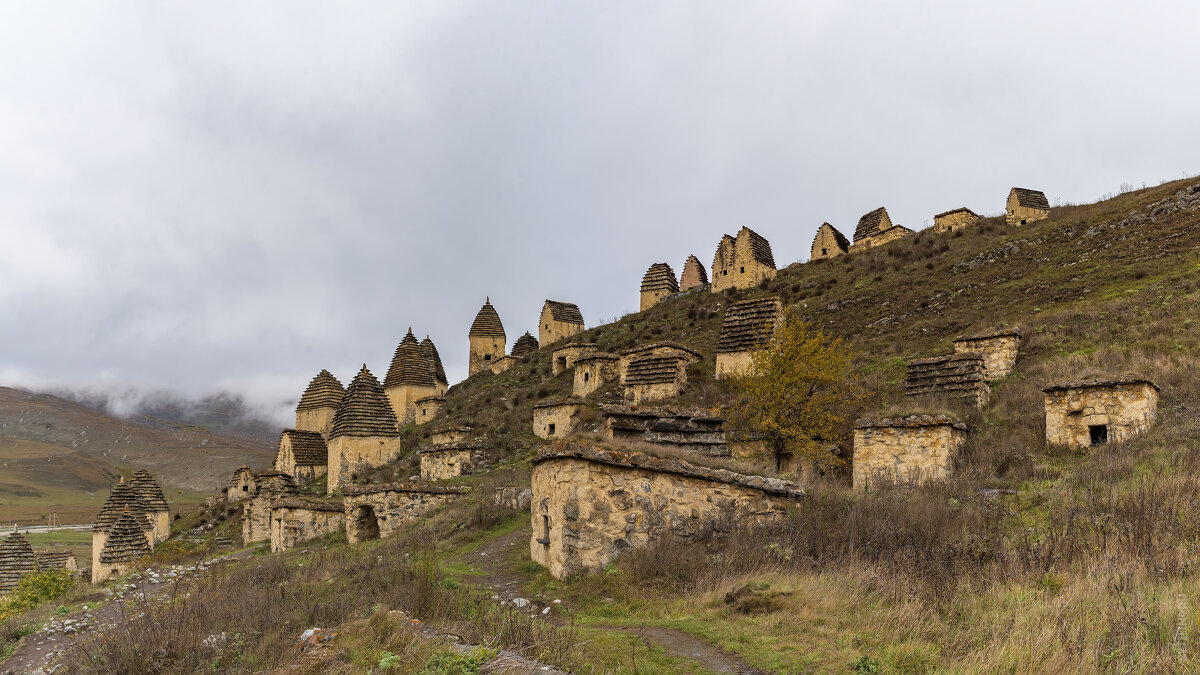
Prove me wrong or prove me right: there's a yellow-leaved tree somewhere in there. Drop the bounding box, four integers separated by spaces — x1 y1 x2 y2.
728 313 859 472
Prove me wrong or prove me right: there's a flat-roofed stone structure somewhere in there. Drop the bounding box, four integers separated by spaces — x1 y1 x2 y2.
269 497 346 553
92 481 155 575
540 300 585 346
468 298 507 377
294 369 344 439
533 398 589 440
530 441 802 579
711 226 776 292
414 395 445 426
94 512 152 583
131 468 171 544
601 404 729 457
551 343 597 376
715 296 783 379
227 466 256 502
933 207 981 233
617 341 702 377
274 429 329 485
34 549 77 573
679 255 709 291
430 425 473 446
640 262 679 311
489 354 522 375
419 443 480 480
573 352 620 397
384 330 444 424
328 365 403 493
621 355 693 405
849 207 915 252
0 532 38 592
511 331 540 358
1043 377 1159 449
343 484 469 544
905 353 990 407
853 415 967 490
1006 187 1050 225
242 471 299 544
810 222 850 260
952 327 1021 381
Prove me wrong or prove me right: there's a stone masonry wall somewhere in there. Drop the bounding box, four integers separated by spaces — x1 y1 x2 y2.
343 485 468 544
533 401 588 440
953 332 1020 381
932 210 980 234
327 435 404 493
1044 381 1158 449
419 447 475 480
270 502 345 553
852 416 966 490
295 408 335 439
573 356 619 397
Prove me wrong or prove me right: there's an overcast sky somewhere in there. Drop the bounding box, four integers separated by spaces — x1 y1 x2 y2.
1 2 1197 423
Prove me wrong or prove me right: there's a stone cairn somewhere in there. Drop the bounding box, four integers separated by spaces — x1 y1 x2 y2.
99 511 152 567
0 531 39 592
511 331 539 358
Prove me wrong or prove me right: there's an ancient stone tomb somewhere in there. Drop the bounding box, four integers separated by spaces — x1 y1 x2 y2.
343 484 468 544
274 429 329 485
572 352 620 397
620 349 698 405
430 425 473 446
532 398 589 440
1042 377 1159 449
711 226 776 292
270 497 345 553
810 222 850 260
468 298 507 377
679 254 709 291
227 466 256 502
327 365 403 493
933 207 981 234
34 549 77 573
384 330 447 424
849 207 914 252
529 441 802 579
242 472 299 544
601 404 729 457
0 532 38 592
639 262 680 311
551 343 597 376
94 512 153 584
715 296 783 379
92 480 158 576
540 300 585 346
1006 187 1050 225
905 353 990 408
294 369 344 439
952 327 1021 381
852 415 967 490
419 443 480 480
414 395 445 425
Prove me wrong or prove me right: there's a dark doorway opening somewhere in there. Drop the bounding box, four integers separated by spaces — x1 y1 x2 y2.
1089 424 1108 445
556 357 567 371
354 505 380 541
548 423 556 436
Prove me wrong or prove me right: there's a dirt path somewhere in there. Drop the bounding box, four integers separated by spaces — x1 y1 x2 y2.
592 624 765 674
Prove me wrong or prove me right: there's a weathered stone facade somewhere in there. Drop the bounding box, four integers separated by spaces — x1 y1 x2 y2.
810 222 850 260
413 396 445 426
343 484 468 544
932 207 981 233
905 353 990 408
228 466 256 502
419 444 479 481
715 296 782 379
532 398 589 440
539 300 585 346
1006 187 1050 225
91 481 156 575
551 343 597 376
294 369 344 439
679 254 709 291
530 442 802 579
639 262 680 311
621 355 691 405
848 207 914 252
94 512 152 584
1043 377 1159 449
852 415 967 490
327 365 403 493
384 330 445 424
274 429 328 485
269 498 346 553
430 425 473 446
711 226 777 292
617 342 702 378
468 298 507 377
242 472 299 544
952 327 1021 382
0 532 38 592
489 354 522 375
511 331 540 358
573 352 620 397
602 405 729 456
493 486 533 511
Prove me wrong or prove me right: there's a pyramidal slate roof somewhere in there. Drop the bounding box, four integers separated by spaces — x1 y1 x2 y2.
281 429 328 466
131 468 169 512
296 369 345 412
385 329 436 389
34 549 74 570
469 298 506 339
331 365 400 438
0 532 38 591
739 227 776 269
420 336 448 386
680 255 709 289
99 512 152 564
93 481 152 533
813 222 850 252
854 207 891 241
1010 187 1050 210
624 356 687 385
640 263 680 294
511 331 539 357
716 297 783 353
543 300 584 326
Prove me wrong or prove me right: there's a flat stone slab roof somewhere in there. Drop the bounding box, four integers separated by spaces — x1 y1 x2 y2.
1042 376 1159 393
953 327 1022 342
418 443 481 454
855 414 967 430
271 497 345 512
343 483 470 496
532 397 587 409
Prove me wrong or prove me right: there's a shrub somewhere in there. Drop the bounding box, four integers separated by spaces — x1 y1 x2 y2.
0 569 76 623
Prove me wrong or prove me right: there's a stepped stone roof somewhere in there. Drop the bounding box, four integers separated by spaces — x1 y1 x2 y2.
619 341 703 360
1010 187 1050 210
131 468 169 512
511 332 539 357
34 549 74 570
934 207 980 219
331 365 400 438
469 298 506 339
905 354 988 403
624 356 687 385
296 370 345 412
953 327 1022 342
812 222 850 251
680 255 709 289
281 429 328 466
385 329 436 389
854 207 891 241
420 336 448 386
716 296 783 354
640 263 680 294
543 300 584 326
1042 376 1159 393
99 512 152 564
0 532 38 591
93 482 152 533
739 226 776 268
855 414 967 430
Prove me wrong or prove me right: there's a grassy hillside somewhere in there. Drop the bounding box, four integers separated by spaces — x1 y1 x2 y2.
25 177 1200 672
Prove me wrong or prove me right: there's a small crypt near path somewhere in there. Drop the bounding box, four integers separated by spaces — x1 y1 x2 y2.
852 415 967 490
343 484 469 544
1043 377 1159 449
270 497 346 553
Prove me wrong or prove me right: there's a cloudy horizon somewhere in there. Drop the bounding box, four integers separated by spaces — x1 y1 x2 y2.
2 2 1197 425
